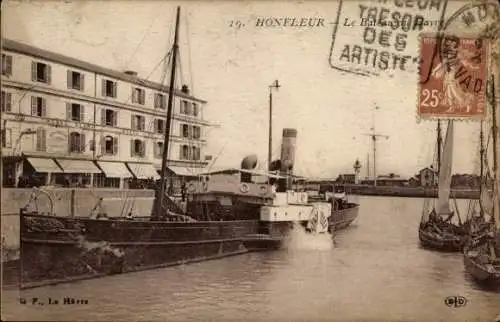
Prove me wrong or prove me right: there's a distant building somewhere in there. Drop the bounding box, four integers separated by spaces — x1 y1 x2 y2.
408 177 419 187
359 173 409 186
418 167 437 187
1 39 211 190
335 173 356 184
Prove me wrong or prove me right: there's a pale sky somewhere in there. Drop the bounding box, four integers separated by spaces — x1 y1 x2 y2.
2 0 494 178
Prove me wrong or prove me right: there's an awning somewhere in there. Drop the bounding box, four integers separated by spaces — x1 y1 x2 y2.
97 161 133 178
26 157 63 173
127 163 160 180
167 166 204 177
56 159 102 174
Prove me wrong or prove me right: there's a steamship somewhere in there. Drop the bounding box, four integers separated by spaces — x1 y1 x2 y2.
19 127 359 289
17 7 359 289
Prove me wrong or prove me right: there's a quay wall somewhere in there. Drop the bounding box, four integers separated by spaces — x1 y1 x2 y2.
335 185 480 199
1 188 155 250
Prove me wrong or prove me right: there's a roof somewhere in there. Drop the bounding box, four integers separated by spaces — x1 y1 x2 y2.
2 38 207 104
419 167 436 173
201 168 287 179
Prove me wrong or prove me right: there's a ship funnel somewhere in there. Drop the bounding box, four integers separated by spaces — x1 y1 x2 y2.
280 128 297 173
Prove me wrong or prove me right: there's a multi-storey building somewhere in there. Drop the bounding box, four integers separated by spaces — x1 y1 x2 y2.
1 39 210 189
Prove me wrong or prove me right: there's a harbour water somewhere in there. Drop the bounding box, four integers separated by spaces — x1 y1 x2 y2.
2 196 499 321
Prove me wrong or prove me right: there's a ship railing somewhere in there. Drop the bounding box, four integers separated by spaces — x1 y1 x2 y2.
20 187 55 216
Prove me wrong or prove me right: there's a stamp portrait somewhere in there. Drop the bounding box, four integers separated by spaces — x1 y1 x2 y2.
418 34 489 119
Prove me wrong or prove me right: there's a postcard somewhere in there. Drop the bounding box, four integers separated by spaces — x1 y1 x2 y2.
1 0 499 321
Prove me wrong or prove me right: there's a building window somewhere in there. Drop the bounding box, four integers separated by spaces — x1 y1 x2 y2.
102 79 117 98
131 114 145 131
131 139 146 157
132 87 146 105
180 144 190 160
192 146 200 160
154 119 165 134
2 54 12 76
154 93 166 109
89 139 95 151
154 141 164 158
69 132 85 153
193 126 201 139
31 61 51 84
181 100 191 114
1 128 12 148
36 127 46 152
102 108 118 126
67 70 84 91
1 91 12 112
66 103 84 122
192 103 198 116
30 96 46 117
181 124 189 138
102 135 118 155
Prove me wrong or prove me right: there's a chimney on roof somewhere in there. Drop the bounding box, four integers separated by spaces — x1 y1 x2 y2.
124 70 138 77
181 85 190 94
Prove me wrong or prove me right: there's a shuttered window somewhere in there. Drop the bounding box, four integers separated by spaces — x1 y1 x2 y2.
69 132 86 153
1 91 12 112
2 54 12 76
31 96 46 117
67 70 84 91
31 61 51 84
36 127 47 152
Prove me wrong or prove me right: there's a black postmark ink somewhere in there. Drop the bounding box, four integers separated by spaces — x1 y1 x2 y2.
329 0 449 77
430 1 500 99
419 1 499 84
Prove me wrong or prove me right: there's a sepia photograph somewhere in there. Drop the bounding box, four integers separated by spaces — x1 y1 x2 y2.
0 0 499 321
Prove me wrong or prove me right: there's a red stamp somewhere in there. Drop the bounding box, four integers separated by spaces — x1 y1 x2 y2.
418 34 489 119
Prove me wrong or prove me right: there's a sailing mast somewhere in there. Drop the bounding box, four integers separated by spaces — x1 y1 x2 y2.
436 120 442 177
152 6 181 218
479 120 485 217
490 75 499 230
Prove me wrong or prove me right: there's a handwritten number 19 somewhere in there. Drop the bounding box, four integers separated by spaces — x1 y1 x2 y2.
421 89 439 108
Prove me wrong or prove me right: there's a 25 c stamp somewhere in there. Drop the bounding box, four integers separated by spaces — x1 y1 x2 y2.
418 33 489 120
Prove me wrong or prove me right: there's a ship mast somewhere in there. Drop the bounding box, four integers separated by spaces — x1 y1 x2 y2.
152 6 181 218
490 75 498 228
436 120 442 177
363 106 389 187
479 120 485 217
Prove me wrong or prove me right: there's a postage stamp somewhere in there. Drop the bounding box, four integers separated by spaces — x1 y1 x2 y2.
329 0 448 77
418 34 489 120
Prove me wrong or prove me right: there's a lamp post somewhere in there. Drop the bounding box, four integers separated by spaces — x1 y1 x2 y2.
12 129 37 187
268 80 280 171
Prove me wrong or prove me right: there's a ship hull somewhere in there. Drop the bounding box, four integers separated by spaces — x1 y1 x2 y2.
418 226 464 252
12 203 360 289
463 250 500 284
18 213 266 289
329 204 359 231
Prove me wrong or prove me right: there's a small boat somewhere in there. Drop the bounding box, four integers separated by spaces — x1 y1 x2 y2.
463 76 500 285
418 120 468 252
